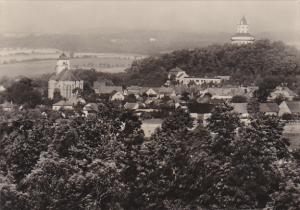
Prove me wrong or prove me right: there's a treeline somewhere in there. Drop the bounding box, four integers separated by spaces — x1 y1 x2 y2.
125 39 300 87
0 103 299 209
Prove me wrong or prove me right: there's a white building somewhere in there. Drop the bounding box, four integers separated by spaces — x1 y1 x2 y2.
48 53 84 99
231 16 255 45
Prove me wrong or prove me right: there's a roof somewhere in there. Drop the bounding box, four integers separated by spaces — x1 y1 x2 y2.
187 102 215 114
231 103 248 114
231 33 255 38
240 16 247 25
259 103 279 113
83 103 99 112
272 86 298 97
124 102 139 109
205 87 252 97
169 67 184 73
284 101 300 113
58 53 69 60
127 86 148 94
156 87 175 94
50 69 81 81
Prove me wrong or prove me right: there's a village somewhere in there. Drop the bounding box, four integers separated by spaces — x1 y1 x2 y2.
1 50 300 148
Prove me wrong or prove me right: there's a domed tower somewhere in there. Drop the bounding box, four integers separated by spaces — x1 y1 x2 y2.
231 16 255 45
55 53 70 74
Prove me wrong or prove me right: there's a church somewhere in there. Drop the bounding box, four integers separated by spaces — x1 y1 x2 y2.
48 53 84 99
231 16 255 45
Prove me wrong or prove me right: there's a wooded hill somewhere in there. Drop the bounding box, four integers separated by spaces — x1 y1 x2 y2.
126 39 300 88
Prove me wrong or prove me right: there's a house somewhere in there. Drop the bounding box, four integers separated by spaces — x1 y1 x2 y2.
141 119 163 137
52 100 74 111
187 102 215 126
126 86 148 97
156 87 176 98
279 101 300 116
168 67 188 80
1 101 16 111
52 97 85 111
269 86 298 101
124 102 140 110
202 87 256 101
180 77 222 86
145 88 158 97
230 103 250 124
259 103 279 115
110 91 125 101
83 103 99 116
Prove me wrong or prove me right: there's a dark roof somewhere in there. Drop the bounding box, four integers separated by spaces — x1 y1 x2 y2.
187 102 215 114
259 103 279 113
58 53 69 60
50 69 81 81
240 16 247 25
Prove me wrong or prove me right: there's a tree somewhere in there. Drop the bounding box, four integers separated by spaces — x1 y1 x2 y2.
4 78 42 108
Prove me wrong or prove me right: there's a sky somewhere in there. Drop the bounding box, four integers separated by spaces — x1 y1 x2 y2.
0 0 299 35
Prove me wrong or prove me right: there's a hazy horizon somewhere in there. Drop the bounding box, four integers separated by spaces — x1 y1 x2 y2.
0 1 299 35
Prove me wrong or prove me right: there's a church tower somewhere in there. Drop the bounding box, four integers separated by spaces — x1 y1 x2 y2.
231 16 255 45
55 53 70 74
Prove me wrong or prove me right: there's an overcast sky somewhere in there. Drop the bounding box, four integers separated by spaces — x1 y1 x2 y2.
0 1 299 35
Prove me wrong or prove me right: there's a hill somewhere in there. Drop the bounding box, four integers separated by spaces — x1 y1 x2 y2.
125 39 300 88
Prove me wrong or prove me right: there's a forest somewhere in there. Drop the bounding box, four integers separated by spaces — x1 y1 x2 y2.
0 103 299 210
125 39 300 89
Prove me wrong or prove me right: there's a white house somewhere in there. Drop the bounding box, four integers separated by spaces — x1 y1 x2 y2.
269 86 298 101
110 91 125 101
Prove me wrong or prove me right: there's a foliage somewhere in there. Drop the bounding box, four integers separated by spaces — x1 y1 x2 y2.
126 40 300 87
231 95 247 103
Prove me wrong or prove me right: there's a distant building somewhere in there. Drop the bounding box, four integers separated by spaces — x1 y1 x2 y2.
231 16 255 45
259 103 279 115
48 53 84 99
110 91 125 101
1 101 16 112
167 68 223 86
269 86 298 101
279 101 300 116
141 119 163 137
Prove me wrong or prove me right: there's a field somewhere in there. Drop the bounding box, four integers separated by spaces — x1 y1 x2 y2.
0 56 141 78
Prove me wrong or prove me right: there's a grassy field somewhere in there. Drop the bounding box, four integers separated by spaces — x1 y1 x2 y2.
0 56 136 78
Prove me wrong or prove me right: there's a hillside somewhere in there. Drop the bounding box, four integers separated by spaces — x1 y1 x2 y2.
125 39 300 87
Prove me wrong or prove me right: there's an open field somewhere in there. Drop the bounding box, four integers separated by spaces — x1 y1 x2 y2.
0 55 142 78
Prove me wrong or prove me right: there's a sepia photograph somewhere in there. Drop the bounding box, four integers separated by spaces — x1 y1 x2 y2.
0 0 300 209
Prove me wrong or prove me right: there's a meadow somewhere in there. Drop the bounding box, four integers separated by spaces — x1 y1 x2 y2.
0 55 140 78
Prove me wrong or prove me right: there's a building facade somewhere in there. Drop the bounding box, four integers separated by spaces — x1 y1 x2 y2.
231 16 255 45
48 53 84 99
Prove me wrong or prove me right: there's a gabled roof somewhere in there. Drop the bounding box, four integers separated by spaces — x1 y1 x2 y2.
231 103 248 114
272 86 298 97
124 102 139 110
284 101 300 113
58 53 69 60
83 103 99 112
259 103 279 113
50 69 81 81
